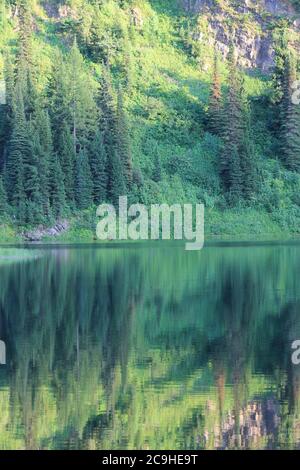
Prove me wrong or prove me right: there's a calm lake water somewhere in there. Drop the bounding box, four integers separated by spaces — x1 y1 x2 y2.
0 242 300 450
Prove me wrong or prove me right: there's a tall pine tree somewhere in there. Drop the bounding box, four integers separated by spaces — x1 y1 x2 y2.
57 120 75 203
107 149 126 206
220 47 244 200
89 130 107 204
116 87 132 189
0 175 8 217
48 154 66 218
208 50 222 136
281 53 300 171
75 149 93 209
6 81 31 202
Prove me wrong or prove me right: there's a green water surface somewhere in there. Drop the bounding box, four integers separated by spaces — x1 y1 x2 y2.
0 242 300 450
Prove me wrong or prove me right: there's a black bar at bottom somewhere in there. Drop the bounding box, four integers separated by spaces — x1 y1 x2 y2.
0 449 298 465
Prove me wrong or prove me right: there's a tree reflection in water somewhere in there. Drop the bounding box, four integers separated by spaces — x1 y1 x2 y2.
0 243 300 449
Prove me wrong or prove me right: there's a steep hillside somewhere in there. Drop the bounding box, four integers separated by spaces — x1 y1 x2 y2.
1 0 300 241
183 0 300 70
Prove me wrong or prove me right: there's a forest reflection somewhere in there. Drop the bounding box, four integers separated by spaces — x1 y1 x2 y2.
0 243 300 449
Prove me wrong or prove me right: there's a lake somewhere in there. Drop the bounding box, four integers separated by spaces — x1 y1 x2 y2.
0 242 300 450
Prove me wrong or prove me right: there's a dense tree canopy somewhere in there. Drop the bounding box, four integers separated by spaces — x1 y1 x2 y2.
0 0 300 232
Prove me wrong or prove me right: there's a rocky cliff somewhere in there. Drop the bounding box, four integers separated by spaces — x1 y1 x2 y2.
182 0 300 70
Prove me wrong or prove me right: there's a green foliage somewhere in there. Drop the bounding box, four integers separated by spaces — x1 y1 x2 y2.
57 120 75 203
281 53 300 171
0 174 7 216
107 149 126 205
116 86 132 188
49 153 66 218
0 0 300 236
89 129 107 205
75 148 93 210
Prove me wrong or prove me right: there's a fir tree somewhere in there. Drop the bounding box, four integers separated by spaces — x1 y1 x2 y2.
208 51 222 136
98 66 127 203
3 55 15 117
271 34 289 107
6 82 32 201
69 39 97 151
281 53 300 171
18 0 33 64
0 175 8 217
271 33 289 140
75 149 93 209
98 65 118 151
228 145 242 205
57 120 75 203
12 151 26 223
107 149 126 206
89 130 107 204
221 47 244 200
241 106 258 199
0 56 14 169
31 128 50 218
116 87 132 189
49 154 66 218
48 51 72 146
26 164 43 224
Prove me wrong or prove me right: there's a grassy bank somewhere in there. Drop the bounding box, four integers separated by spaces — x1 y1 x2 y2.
1 207 298 244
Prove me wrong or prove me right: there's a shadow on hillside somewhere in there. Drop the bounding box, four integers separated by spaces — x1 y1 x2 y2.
130 71 209 146
148 0 188 17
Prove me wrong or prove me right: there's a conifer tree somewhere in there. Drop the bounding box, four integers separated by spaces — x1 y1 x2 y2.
18 0 33 64
16 1 37 120
3 55 15 117
271 33 289 141
6 82 31 201
22 120 40 204
0 175 8 217
116 87 132 189
12 151 26 223
31 128 50 218
241 132 258 199
228 145 242 205
49 154 66 218
220 47 244 199
0 56 14 169
107 150 126 206
26 164 43 224
69 39 97 151
98 66 127 203
75 149 93 209
281 53 300 171
208 51 222 136
48 52 72 146
57 120 75 203
271 34 289 107
89 130 107 204
98 65 118 151
222 47 258 202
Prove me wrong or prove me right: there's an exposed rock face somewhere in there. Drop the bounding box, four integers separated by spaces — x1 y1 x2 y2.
183 0 300 71
24 221 70 242
185 0 295 15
